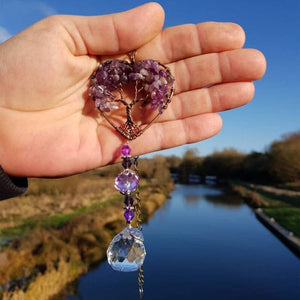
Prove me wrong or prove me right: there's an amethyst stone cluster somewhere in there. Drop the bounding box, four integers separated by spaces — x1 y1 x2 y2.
89 58 174 114
89 59 132 113
106 144 146 272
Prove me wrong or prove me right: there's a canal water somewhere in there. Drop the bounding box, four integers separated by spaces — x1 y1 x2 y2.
67 184 300 300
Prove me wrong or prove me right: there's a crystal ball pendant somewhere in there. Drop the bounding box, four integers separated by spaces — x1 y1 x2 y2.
107 226 146 272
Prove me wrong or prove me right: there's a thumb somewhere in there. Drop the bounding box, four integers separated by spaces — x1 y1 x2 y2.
62 2 165 56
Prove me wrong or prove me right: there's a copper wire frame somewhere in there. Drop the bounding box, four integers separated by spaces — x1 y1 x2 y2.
92 53 175 140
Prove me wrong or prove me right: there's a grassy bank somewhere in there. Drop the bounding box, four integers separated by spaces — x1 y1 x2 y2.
0 170 174 300
230 182 300 237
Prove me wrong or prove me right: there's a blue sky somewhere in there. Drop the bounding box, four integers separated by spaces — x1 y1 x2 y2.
0 0 299 157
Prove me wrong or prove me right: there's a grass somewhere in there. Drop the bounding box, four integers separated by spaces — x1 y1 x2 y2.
0 194 123 237
0 175 123 234
0 172 165 239
250 186 299 207
230 181 300 238
0 164 174 300
0 213 72 236
277 181 300 192
264 207 300 237
0 177 166 238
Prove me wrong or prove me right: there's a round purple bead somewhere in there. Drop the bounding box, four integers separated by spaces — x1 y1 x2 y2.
121 145 131 156
124 208 135 222
115 170 139 193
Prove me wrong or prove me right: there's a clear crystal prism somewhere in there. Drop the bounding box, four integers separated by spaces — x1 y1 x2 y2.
107 226 146 272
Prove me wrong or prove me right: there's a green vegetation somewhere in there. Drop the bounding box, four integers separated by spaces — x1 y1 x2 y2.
230 182 300 237
171 132 300 185
0 131 299 299
168 131 300 238
264 207 300 237
0 198 120 237
0 156 173 300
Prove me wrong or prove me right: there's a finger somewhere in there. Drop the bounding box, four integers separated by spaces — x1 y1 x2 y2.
170 48 266 94
137 22 245 63
97 112 222 164
60 2 164 56
132 113 223 156
154 82 255 123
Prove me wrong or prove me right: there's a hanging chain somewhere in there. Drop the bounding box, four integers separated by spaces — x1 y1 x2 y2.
138 265 145 299
133 156 144 299
133 156 142 230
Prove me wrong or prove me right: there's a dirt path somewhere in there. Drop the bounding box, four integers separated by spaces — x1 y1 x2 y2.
250 184 300 198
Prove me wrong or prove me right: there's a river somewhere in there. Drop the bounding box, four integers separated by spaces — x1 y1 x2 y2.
66 184 300 300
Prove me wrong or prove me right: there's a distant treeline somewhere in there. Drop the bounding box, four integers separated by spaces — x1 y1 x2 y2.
166 131 300 185
95 132 300 185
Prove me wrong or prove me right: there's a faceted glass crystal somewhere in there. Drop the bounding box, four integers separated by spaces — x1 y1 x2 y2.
107 226 146 272
115 170 139 193
124 208 135 222
121 144 131 156
123 195 134 206
122 157 132 169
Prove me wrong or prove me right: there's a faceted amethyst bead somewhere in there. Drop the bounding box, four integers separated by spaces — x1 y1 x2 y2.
115 170 139 193
124 209 135 222
124 195 134 206
121 145 131 156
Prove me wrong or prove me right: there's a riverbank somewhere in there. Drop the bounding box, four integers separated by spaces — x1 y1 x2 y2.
62 184 300 300
255 208 300 257
230 181 300 256
0 171 173 300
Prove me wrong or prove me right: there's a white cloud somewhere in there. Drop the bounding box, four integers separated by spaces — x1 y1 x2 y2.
0 1 57 40
0 27 12 43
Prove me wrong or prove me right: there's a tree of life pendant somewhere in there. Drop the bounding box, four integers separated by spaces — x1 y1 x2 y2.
89 52 174 298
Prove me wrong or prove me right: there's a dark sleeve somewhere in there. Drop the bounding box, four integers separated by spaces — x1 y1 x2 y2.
0 166 28 200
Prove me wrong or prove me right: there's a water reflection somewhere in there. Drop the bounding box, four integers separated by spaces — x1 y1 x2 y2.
66 184 300 300
184 194 200 204
205 193 244 208
1 184 298 299
182 184 243 208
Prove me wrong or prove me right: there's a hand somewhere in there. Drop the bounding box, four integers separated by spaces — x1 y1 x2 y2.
0 3 266 177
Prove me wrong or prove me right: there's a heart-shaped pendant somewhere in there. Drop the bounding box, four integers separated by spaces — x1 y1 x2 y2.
89 54 174 297
89 53 175 140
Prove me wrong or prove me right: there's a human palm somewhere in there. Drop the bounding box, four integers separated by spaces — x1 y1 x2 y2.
0 3 266 177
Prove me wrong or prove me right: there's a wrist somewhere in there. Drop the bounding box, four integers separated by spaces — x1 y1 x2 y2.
0 165 28 200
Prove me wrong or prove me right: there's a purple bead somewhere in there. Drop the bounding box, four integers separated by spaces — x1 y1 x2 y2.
115 170 139 193
121 145 131 156
124 208 135 222
124 195 134 206
122 157 132 169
